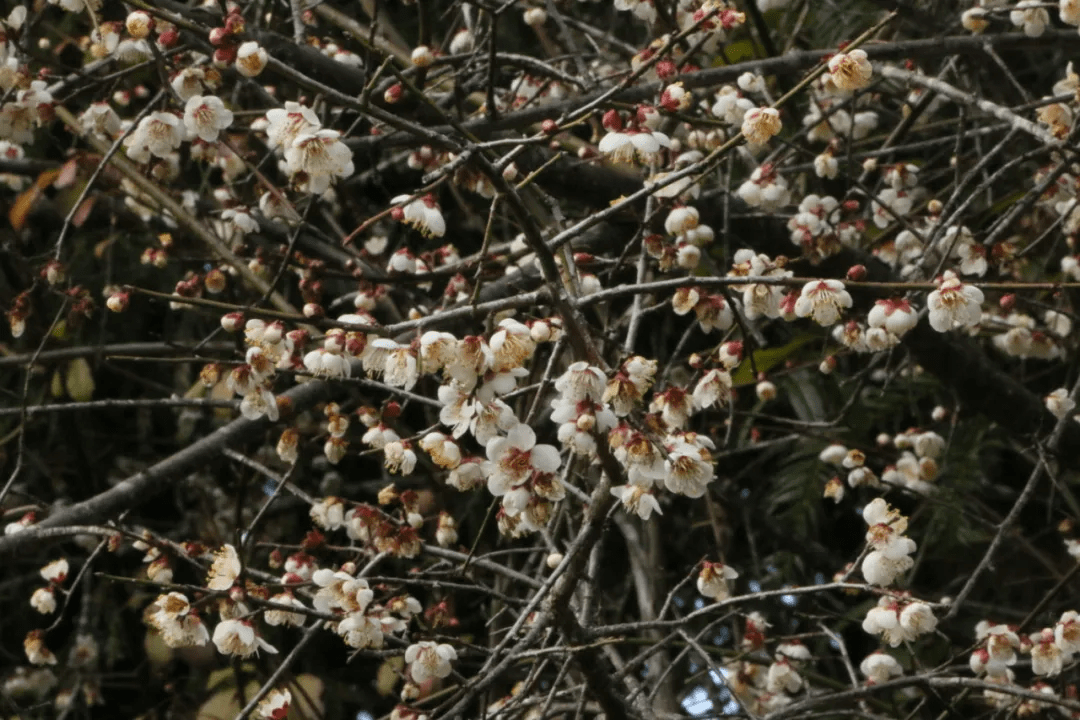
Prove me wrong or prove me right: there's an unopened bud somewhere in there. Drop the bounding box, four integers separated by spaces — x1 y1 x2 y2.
220 312 244 332
411 45 434 68
204 268 227 294
541 118 558 135
755 379 777 402
845 264 866 281
125 11 153 39
999 293 1016 311
384 83 403 104
530 320 551 343
303 302 324 318
200 363 221 387
106 292 129 313
523 7 547 26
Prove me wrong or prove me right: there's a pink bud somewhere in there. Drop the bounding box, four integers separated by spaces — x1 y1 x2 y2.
845 264 866 281
384 83 403 104
220 311 244 332
601 109 622 132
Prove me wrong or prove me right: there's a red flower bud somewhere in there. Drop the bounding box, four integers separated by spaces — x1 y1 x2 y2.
845 264 867 281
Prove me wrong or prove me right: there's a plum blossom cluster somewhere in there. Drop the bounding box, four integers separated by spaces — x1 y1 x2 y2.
862 592 938 646
819 427 945 498
261 100 355 195
721 612 817 714
29 558 69 616
859 498 918 586
142 541 458 702
604 354 728 519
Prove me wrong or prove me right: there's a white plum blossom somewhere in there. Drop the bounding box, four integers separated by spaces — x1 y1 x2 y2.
598 128 671 164
24 631 57 666
384 439 418 475
860 651 903 684
40 559 68 583
610 484 663 519
30 587 56 614
486 423 561 495
311 497 347 530
927 270 984 332
405 641 458 682
284 129 354 195
861 499 916 586
664 436 715 498
737 164 791 211
1046 388 1076 419
390 194 446 238
264 591 307 627
183 95 233 143
240 387 280 422
79 102 121 138
304 348 352 378
828 49 872 91
256 689 291 720
1029 628 1067 676
729 249 793 319
554 362 607 403
697 561 738 601
794 280 852 326
265 101 321 151
867 298 918 336
1056 611 1080 654
490 318 536 372
693 369 733 410
236 41 269 77
766 659 802 694
598 109 670 164
741 106 782 145
125 112 183 162
871 188 913 229
212 619 278 658
712 85 756 127
1011 0 1049 36
420 432 463 469
147 592 211 648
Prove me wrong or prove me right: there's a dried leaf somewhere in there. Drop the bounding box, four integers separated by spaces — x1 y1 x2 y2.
9 169 59 231
93 234 116 259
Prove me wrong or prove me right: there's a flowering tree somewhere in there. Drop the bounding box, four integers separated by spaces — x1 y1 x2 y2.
6 0 1080 717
